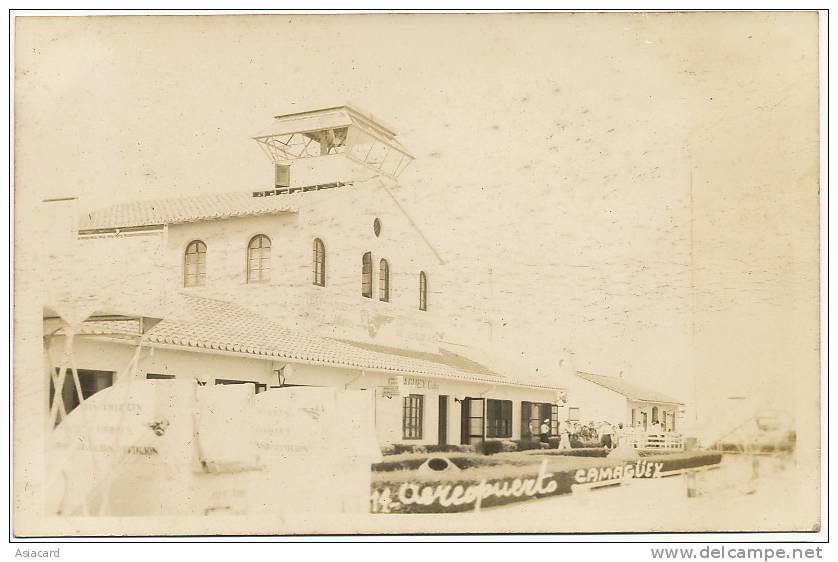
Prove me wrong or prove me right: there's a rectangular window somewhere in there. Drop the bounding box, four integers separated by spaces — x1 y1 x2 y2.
486 399 512 438
536 403 547 433
402 394 424 440
275 164 291 188
521 401 551 437
521 401 532 437
215 379 267 394
568 406 580 422
551 404 560 436
146 373 175 380
49 369 114 420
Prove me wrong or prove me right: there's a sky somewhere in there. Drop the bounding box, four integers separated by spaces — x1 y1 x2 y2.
15 12 821 431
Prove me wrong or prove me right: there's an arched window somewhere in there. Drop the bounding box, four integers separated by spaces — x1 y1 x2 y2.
419 271 428 311
379 259 390 302
247 235 271 283
312 238 326 286
183 240 207 287
361 252 372 298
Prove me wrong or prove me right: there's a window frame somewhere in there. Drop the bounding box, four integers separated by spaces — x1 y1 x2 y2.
215 378 268 394
312 238 326 287
521 401 555 437
361 252 373 298
379 259 390 302
402 394 424 440
550 404 560 437
49 369 115 421
419 271 428 311
246 234 272 284
521 401 534 437
183 240 207 288
486 399 513 438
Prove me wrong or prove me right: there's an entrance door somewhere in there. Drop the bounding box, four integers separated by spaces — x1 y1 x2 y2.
460 397 485 445
460 398 470 445
438 395 448 445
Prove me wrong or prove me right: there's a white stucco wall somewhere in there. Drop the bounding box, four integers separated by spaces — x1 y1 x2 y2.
155 179 451 350
627 400 681 431
47 336 560 448
562 375 628 426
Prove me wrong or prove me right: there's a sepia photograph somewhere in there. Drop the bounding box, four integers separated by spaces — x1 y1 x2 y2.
10 9 825 541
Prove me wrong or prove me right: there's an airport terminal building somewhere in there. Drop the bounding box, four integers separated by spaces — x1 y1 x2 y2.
44 106 570 447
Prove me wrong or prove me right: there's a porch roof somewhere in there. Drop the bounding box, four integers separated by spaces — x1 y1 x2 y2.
58 294 565 391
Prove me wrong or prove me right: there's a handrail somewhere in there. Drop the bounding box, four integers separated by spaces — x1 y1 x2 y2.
619 430 685 451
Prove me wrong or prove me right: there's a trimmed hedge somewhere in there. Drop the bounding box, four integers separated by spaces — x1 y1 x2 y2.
373 453 534 473
381 443 476 456
381 440 614 457
533 447 610 458
645 451 723 472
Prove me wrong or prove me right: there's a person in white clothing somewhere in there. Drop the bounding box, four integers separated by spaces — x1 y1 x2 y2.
558 420 572 450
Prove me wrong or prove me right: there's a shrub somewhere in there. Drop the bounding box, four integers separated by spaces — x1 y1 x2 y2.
389 444 417 456
478 440 505 455
380 444 397 456
381 443 477 456
425 444 475 454
548 437 561 449
500 440 518 453
515 439 544 452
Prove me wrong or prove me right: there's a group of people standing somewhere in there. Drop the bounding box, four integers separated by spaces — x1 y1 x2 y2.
537 419 624 449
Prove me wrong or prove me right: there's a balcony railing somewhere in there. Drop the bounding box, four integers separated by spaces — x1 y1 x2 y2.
620 430 684 451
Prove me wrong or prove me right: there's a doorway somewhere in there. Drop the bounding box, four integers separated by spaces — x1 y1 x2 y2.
459 397 485 445
438 395 448 445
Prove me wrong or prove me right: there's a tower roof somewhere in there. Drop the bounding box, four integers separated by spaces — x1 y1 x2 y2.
253 104 414 180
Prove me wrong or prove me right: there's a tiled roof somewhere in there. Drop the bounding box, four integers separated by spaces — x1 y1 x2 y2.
334 339 500 379
70 294 564 390
78 191 297 231
576 371 683 404
73 319 142 337
439 341 576 391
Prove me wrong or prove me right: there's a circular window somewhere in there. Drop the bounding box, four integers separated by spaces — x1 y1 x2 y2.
373 218 382 237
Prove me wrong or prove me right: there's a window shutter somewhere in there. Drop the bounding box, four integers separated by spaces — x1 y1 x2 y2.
521 401 531 437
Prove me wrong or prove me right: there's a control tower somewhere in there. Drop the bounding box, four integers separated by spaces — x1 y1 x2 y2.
252 105 414 194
